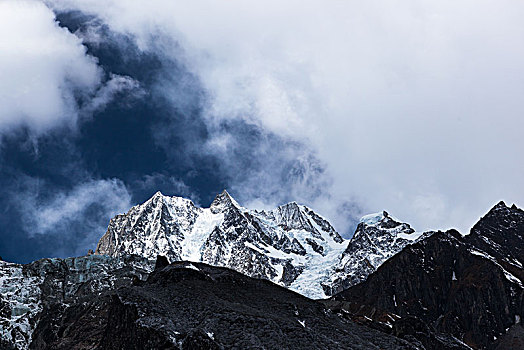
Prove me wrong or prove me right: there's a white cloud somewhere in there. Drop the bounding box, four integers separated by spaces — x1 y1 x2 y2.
0 1 141 137
0 1 101 134
31 179 130 233
14 177 131 255
46 0 524 233
81 73 143 116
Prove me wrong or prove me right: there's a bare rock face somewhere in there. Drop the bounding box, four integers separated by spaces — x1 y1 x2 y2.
95 191 198 262
328 202 524 349
464 201 524 284
28 262 416 350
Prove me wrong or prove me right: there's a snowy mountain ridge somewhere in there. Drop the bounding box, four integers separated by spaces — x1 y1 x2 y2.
96 190 421 298
323 211 428 295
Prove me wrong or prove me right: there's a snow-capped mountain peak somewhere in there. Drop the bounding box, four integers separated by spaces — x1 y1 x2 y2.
359 210 390 226
96 192 432 298
96 191 348 298
322 210 426 295
210 189 243 213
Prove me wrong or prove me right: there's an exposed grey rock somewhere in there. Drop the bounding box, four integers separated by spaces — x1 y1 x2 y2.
29 262 416 350
0 255 154 349
329 202 524 349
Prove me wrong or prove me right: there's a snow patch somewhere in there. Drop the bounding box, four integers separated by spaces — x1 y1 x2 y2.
181 209 224 261
469 249 523 287
398 231 424 241
360 212 385 226
185 264 200 271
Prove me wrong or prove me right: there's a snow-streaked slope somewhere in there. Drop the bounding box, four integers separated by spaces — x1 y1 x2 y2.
288 224 347 298
322 211 430 295
0 261 42 350
96 190 349 298
0 255 154 350
181 208 224 261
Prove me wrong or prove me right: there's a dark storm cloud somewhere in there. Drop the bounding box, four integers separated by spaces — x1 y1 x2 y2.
48 3 354 228
0 7 212 262
0 129 131 262
54 8 342 219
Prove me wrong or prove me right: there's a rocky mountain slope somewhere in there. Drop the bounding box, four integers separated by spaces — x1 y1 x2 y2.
29 260 416 350
95 190 422 298
0 255 153 350
323 211 426 295
327 202 524 349
2 192 522 349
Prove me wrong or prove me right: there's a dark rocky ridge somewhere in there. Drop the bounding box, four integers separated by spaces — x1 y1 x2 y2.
465 201 524 284
328 202 524 349
29 261 415 350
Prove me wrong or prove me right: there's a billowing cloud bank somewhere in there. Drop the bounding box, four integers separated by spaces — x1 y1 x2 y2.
49 0 524 232
0 1 100 133
1 0 524 261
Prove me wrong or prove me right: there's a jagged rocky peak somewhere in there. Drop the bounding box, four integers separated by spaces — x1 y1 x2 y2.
272 201 309 229
469 201 523 244
325 203 524 349
151 189 164 201
258 201 343 243
471 200 524 233
95 190 199 262
330 225 524 350
210 189 242 213
465 200 524 278
322 210 426 296
94 190 348 298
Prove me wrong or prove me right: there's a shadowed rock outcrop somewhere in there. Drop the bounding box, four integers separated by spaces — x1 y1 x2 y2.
29 262 415 349
328 202 524 349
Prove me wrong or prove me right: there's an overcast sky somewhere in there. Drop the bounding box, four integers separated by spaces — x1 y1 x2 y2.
1 0 523 263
